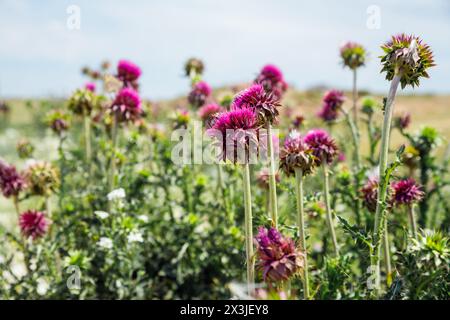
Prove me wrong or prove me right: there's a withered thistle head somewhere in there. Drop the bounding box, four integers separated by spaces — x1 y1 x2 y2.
24 161 59 197
67 88 97 116
340 41 367 69
395 112 411 130
184 57 205 77
380 34 435 88
280 131 316 177
256 168 281 190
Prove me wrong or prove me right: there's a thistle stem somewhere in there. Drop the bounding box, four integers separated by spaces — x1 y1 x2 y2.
108 114 118 193
383 218 392 287
408 204 418 239
83 111 92 170
266 123 278 228
322 162 339 257
371 73 401 296
13 196 20 216
294 168 310 299
352 69 359 127
242 163 255 295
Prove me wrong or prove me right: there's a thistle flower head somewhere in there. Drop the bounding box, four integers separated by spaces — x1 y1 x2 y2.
391 178 424 206
380 34 435 88
172 108 190 129
292 115 305 129
340 41 366 69
19 210 49 240
361 96 379 115
304 129 338 165
254 227 304 283
360 177 379 212
188 81 211 108
16 139 35 159
0 160 26 198
207 108 258 164
254 64 288 99
197 103 225 125
117 59 141 82
46 110 70 135
111 88 142 122
184 57 205 77
317 90 345 123
85 82 96 92
256 168 281 190
23 161 59 196
395 112 411 130
280 131 315 176
67 89 97 115
232 84 280 126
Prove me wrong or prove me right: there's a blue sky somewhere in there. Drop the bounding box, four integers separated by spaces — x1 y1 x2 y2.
0 0 449 100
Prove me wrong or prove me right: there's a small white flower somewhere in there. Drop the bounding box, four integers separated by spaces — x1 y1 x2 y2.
127 231 144 243
137 215 149 223
94 211 110 219
107 188 126 201
37 278 50 296
97 237 113 249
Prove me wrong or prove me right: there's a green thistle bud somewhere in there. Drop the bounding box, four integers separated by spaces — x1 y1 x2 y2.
67 89 98 116
361 96 379 116
16 139 35 159
340 42 366 69
380 34 435 89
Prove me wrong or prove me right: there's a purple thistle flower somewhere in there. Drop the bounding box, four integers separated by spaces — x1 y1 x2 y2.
254 64 288 99
317 90 345 123
19 210 49 240
303 129 338 166
292 115 305 129
117 59 141 83
391 178 424 206
360 177 379 212
0 160 26 198
111 88 142 122
232 84 280 126
254 227 304 283
395 112 411 130
197 103 225 125
188 81 211 108
280 131 315 176
207 108 258 164
85 82 96 92
337 151 346 163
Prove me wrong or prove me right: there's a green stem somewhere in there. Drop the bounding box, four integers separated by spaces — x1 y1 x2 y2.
13 196 20 216
383 218 392 287
108 114 118 193
266 123 278 228
408 204 418 239
83 111 92 171
371 73 401 296
352 69 359 129
323 163 339 257
294 168 310 299
243 163 254 295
